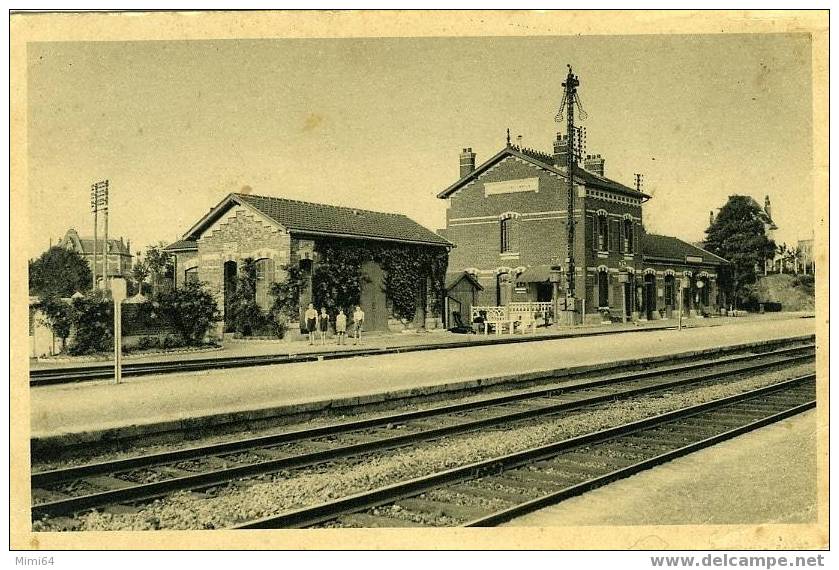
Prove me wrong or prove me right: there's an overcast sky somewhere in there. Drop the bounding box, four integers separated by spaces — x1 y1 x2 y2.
27 33 813 259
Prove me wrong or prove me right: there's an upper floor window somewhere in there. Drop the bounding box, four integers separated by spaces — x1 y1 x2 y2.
500 217 511 253
597 213 609 251
623 218 634 253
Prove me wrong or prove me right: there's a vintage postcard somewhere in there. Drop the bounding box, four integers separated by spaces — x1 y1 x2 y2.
9 10 829 552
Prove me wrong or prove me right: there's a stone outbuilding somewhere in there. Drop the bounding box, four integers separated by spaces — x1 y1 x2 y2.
166 192 452 332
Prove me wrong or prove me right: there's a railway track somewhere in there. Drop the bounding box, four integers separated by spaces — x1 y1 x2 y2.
29 328 811 386
31 343 814 522
238 374 816 529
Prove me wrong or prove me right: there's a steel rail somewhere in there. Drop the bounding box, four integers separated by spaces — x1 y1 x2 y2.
32 350 813 520
33 344 811 486
29 331 815 386
234 374 815 529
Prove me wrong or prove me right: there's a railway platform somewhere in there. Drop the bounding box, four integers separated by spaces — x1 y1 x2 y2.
29 314 816 450
29 311 814 371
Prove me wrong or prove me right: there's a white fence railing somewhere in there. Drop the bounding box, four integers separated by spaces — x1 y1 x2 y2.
471 302 552 335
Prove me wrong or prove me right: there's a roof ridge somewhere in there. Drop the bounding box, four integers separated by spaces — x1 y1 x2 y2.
235 192 404 217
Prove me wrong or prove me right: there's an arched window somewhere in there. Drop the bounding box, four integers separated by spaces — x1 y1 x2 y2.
597 212 609 251
597 268 609 308
623 218 634 253
184 267 198 285
254 258 275 311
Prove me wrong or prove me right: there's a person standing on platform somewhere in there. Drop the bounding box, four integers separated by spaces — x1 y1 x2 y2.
352 305 365 345
319 307 329 346
304 303 318 345
335 308 347 345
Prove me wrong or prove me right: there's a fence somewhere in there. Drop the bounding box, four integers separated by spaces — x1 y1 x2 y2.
471 302 552 335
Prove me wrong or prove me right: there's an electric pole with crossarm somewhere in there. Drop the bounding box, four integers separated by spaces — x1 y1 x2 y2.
555 65 586 325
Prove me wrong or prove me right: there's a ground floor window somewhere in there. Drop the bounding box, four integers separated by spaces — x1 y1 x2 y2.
184 267 199 285
664 275 675 306
255 258 275 311
597 270 609 307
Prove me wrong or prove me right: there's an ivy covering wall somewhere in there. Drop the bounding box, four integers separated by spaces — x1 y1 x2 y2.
271 238 448 324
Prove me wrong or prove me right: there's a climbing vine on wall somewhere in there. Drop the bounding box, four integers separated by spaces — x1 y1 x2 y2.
270 239 447 324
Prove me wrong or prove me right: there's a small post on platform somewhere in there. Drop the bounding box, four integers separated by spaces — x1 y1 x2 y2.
677 279 684 332
111 277 127 384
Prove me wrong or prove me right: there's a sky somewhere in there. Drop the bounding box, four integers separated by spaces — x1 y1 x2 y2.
26 33 814 259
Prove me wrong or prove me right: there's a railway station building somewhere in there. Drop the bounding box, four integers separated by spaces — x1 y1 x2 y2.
165 192 452 332
437 132 729 325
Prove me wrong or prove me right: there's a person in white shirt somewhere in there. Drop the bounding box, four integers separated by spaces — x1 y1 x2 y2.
352 305 365 345
304 303 318 345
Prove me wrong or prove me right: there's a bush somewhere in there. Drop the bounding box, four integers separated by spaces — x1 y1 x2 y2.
136 336 161 350
68 291 113 355
37 296 75 352
162 335 186 349
156 281 221 345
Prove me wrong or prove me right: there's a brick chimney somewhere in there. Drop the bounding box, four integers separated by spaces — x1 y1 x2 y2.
584 154 605 177
459 147 476 178
552 133 569 168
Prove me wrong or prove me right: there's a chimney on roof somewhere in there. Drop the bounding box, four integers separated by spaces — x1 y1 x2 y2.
584 153 605 177
552 133 569 169
459 147 476 178
764 195 772 219
709 211 715 226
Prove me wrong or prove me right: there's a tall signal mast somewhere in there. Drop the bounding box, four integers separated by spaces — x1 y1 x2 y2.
556 65 584 311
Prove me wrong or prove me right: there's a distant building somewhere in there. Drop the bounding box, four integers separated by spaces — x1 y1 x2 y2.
57 228 133 281
798 236 814 274
761 195 779 274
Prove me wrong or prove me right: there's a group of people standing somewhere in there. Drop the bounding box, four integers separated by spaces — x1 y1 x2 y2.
303 303 365 346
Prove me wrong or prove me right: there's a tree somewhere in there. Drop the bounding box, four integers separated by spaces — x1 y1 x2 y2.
776 243 788 273
37 296 75 353
29 246 92 298
704 195 776 308
144 243 174 296
157 281 221 344
131 258 150 295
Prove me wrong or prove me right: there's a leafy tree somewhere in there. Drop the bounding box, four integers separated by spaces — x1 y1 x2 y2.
144 243 174 295
157 281 221 344
132 258 150 295
704 196 776 308
227 258 266 336
268 264 304 338
37 296 75 352
29 247 92 298
68 290 113 355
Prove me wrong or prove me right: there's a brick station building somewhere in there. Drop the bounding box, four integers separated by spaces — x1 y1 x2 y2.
165 192 451 332
437 132 729 324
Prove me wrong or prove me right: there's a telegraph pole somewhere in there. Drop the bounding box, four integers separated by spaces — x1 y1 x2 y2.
90 184 99 289
558 65 583 325
102 180 110 289
90 180 108 289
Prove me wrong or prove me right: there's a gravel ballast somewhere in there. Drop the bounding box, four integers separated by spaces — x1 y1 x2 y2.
34 363 814 531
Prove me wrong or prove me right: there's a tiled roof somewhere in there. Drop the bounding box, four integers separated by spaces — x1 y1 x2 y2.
642 233 729 264
164 239 198 252
437 145 649 200
235 193 452 247
445 271 484 291
76 238 131 255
